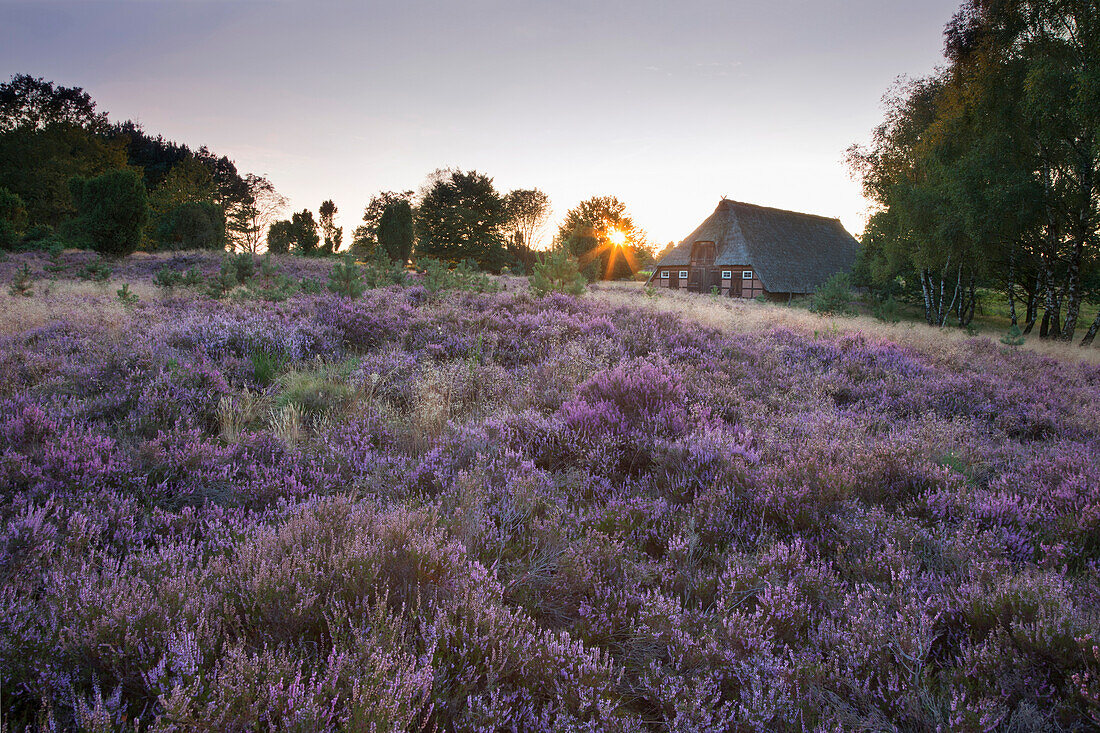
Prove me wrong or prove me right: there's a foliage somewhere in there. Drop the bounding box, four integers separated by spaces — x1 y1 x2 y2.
300 278 323 295
360 249 408 289
415 169 508 270
352 190 414 254
0 187 28 250
503 188 551 270
529 247 586 296
1000 324 1026 347
378 198 414 264
0 73 107 132
0 121 131 229
317 199 343 255
7 262 32 296
266 219 295 254
872 294 902 323
810 272 855 316
420 258 502 295
115 282 138 307
69 169 149 257
850 1 1100 341
78 258 112 283
327 254 366 299
1 264 1100 728
556 195 645 281
155 200 225 250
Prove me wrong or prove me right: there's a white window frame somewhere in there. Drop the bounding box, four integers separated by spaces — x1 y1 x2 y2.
679 271 688 279
660 270 669 279
742 270 754 280
721 270 732 279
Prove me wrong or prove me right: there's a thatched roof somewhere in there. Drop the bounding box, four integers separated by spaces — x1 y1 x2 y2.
651 200 860 293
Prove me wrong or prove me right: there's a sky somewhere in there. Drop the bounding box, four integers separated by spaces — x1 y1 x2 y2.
0 0 963 248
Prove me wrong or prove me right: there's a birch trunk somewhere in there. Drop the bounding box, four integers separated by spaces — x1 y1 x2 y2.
1081 310 1100 347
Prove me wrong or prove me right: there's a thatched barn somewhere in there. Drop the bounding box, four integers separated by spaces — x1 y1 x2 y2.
647 199 860 299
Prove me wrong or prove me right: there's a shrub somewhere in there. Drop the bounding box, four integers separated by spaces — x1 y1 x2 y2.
300 278 323 295
8 262 32 297
421 258 501 294
1001 324 1025 346
155 201 225 250
810 272 855 316
361 250 407 288
328 254 366 298
873 295 902 323
530 248 586 296
78 258 112 283
116 283 138 307
69 169 149 257
0 186 28 250
153 266 184 290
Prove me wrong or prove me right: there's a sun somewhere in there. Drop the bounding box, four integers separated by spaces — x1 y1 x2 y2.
607 228 627 246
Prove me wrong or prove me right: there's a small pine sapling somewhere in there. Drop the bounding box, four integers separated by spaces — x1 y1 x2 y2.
530 248 586 296
328 254 365 298
116 283 139 308
1000 324 1025 346
8 263 33 297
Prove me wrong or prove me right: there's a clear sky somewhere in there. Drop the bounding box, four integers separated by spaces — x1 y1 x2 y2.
0 0 962 248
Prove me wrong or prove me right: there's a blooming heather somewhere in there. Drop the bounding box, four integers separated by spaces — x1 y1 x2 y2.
0 253 1098 730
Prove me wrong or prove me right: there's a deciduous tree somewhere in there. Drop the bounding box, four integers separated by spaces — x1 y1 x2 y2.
555 196 645 281
415 169 507 270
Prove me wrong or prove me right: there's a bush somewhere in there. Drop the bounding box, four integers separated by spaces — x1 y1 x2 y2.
1001 324 1025 346
419 258 502 295
153 266 184 290
361 250 407 289
0 186 28 250
69 169 149 257
328 254 365 298
529 248 586 296
116 283 138 307
300 278 323 295
155 201 225 250
8 263 32 297
78 259 112 283
810 272 855 316
873 295 901 323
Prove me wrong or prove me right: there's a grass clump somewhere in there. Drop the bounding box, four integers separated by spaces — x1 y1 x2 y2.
276 370 355 419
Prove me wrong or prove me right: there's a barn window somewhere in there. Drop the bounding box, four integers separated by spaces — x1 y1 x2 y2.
742 270 753 280
679 271 688 279
721 270 732 279
660 271 669 279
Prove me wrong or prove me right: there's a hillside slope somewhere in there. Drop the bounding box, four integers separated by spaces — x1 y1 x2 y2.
1 255 1099 730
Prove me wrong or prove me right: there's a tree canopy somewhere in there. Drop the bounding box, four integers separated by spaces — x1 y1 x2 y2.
415 169 507 270
849 0 1100 343
555 196 645 281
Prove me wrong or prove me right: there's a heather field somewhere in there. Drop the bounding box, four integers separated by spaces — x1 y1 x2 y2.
2 253 1100 731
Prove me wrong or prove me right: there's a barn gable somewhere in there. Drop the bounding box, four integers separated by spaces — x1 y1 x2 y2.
649 200 860 294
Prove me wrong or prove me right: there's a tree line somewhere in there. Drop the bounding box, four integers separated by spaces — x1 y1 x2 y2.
849 0 1100 346
1 74 656 280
